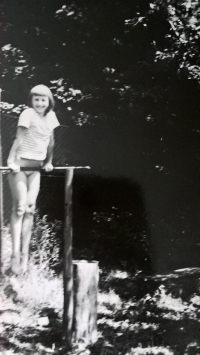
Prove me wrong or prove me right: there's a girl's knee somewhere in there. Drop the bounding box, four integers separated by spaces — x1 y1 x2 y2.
14 204 26 217
25 203 36 216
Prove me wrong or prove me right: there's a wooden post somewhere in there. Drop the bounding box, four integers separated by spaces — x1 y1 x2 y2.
73 260 99 344
0 88 3 275
62 168 99 347
63 168 74 348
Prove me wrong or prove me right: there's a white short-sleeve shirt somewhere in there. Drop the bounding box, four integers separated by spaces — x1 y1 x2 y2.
16 108 60 161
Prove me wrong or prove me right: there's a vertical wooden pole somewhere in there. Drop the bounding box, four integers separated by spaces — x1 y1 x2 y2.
0 88 3 275
63 168 74 349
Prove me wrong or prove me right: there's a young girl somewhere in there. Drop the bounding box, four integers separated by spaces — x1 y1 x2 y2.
7 85 60 274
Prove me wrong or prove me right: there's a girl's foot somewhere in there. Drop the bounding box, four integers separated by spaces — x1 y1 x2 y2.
11 255 21 275
21 253 29 274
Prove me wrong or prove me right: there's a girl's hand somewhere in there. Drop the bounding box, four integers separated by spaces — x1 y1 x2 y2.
43 162 53 172
8 162 20 173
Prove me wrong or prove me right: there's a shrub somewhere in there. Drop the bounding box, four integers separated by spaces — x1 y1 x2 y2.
30 212 62 274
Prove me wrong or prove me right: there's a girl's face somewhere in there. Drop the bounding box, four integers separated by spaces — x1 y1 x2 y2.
32 95 49 116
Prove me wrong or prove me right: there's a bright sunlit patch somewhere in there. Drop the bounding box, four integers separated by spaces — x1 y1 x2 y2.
190 295 200 306
156 286 194 313
109 269 130 279
127 346 174 355
185 342 200 354
99 290 122 309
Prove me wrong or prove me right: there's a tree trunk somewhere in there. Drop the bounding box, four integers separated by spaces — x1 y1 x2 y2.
73 260 99 344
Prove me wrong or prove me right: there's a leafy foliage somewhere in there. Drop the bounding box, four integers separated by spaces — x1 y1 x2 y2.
128 1 200 81
1 44 34 80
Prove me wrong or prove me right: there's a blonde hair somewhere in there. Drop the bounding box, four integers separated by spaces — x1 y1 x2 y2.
29 85 55 114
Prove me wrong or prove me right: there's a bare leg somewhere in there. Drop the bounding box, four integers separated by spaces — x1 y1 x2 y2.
21 172 41 273
8 172 27 274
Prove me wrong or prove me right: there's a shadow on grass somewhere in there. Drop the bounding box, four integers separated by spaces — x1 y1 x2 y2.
99 272 158 301
1 308 63 354
91 316 200 355
17 321 63 347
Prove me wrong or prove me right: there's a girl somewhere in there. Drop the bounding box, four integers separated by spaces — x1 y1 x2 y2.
7 85 60 274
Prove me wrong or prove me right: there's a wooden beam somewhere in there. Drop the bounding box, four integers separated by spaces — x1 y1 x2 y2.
0 166 90 171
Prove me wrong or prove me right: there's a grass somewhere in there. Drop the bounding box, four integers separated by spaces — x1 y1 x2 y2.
1 224 200 355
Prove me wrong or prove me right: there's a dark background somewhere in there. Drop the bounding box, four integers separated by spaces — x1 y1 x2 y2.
1 0 200 273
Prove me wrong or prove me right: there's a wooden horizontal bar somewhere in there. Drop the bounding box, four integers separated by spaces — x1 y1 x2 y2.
0 166 90 171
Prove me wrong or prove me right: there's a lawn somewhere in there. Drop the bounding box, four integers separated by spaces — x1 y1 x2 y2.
1 228 200 355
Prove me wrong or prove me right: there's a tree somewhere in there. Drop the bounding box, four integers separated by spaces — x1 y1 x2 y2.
126 1 200 81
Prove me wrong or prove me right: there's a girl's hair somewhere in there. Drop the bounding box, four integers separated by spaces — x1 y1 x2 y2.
29 84 55 114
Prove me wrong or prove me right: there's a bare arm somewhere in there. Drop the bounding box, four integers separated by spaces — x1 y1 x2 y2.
43 133 55 171
7 126 27 165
